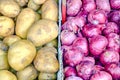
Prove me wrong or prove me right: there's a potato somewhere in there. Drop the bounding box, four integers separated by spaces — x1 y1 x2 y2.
3 35 21 46
38 72 56 80
0 16 14 38
35 12 41 21
0 41 8 51
0 0 20 17
34 46 59 73
0 70 17 80
0 49 9 70
33 0 46 5
16 8 36 38
45 39 58 48
41 0 58 21
27 19 58 46
8 40 36 71
15 0 28 7
28 0 40 11
17 65 38 80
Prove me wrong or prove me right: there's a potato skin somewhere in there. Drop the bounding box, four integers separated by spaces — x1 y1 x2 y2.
41 0 58 21
0 70 17 80
0 41 8 51
8 40 36 71
3 35 21 46
15 0 28 7
38 72 56 80
28 0 40 11
0 50 9 70
17 65 38 80
27 19 58 46
0 0 20 17
0 16 14 38
34 46 59 73
33 0 46 5
16 8 36 38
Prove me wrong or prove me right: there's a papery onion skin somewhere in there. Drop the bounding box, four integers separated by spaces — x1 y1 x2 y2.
105 63 120 79
90 71 112 80
89 35 108 56
100 49 119 65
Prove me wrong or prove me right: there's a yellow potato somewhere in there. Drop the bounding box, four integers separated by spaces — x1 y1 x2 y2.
16 8 36 38
45 39 58 48
34 46 59 73
0 49 9 70
0 70 17 80
3 35 21 46
0 41 8 52
33 0 46 5
0 16 14 38
28 0 40 11
17 65 38 80
15 0 28 7
38 72 56 80
0 0 20 17
41 0 58 21
8 40 36 71
27 19 58 46
35 12 41 21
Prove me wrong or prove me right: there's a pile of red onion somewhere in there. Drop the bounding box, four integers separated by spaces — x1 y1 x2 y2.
61 0 120 80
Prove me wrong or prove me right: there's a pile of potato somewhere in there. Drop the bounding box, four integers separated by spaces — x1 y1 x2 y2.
0 0 59 80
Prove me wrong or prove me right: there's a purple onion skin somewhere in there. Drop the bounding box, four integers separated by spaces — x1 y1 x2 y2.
103 22 120 35
108 11 120 25
110 0 120 9
89 35 108 56
82 24 102 38
96 0 111 13
64 48 84 67
82 0 96 13
67 0 82 16
83 57 95 65
62 20 79 33
65 76 83 80
88 10 107 25
106 33 120 52
76 61 94 80
105 63 120 79
72 37 89 56
90 71 112 80
93 65 104 74
61 30 77 45
64 66 77 77
100 49 119 65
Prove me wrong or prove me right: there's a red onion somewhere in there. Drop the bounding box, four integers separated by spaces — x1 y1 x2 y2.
65 76 83 80
110 0 120 9
89 35 108 56
96 0 111 12
103 22 120 35
76 61 94 80
62 20 79 33
64 66 77 77
61 30 77 45
67 0 82 16
83 57 95 65
72 37 89 56
90 71 112 80
64 48 84 66
108 10 120 25
77 29 83 37
100 49 119 65
93 65 104 74
88 10 107 25
105 63 120 79
107 33 120 52
82 0 96 13
82 24 102 38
